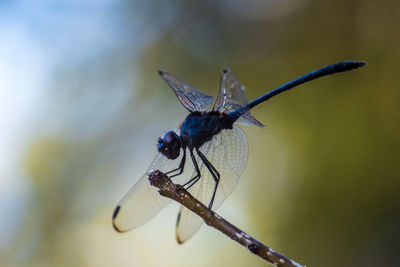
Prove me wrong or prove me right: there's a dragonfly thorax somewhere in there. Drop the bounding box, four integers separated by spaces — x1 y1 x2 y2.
180 111 234 149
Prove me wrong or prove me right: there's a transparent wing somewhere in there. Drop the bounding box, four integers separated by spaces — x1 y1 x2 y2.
223 102 265 127
214 68 265 128
159 70 215 112
176 126 248 243
112 143 193 232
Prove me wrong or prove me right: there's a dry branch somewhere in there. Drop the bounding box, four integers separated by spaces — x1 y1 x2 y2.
148 170 305 267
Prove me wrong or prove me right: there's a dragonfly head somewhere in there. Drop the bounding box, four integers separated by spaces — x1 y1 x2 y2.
157 130 181 159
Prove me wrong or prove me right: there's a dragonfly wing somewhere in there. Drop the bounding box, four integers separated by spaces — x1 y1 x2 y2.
159 70 215 112
113 145 191 232
224 103 266 128
176 126 249 243
217 68 265 128
212 69 228 111
176 205 203 244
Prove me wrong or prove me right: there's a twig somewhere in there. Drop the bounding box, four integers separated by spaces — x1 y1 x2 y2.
148 170 305 267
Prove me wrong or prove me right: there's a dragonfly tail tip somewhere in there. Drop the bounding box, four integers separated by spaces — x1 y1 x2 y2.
355 61 366 67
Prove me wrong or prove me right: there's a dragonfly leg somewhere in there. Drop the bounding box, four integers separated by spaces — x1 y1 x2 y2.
167 149 186 179
196 148 220 210
182 149 201 190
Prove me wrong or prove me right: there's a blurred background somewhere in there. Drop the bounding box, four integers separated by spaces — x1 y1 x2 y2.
1 0 399 266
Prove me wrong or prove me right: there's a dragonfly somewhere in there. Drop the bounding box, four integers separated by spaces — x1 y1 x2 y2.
112 61 365 243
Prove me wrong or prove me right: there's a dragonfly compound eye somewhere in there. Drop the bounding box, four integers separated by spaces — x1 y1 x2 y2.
157 131 181 159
